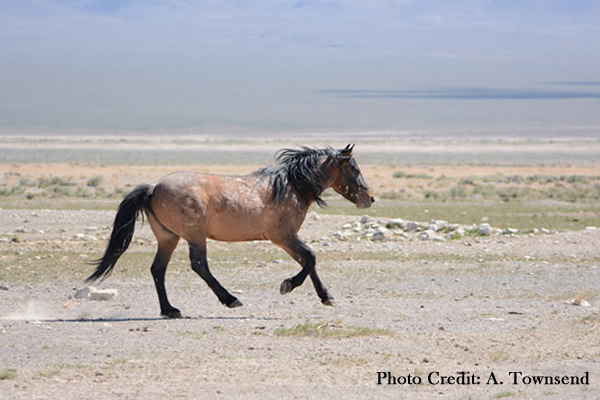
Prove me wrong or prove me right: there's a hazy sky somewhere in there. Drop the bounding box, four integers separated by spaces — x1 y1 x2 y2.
1 0 600 137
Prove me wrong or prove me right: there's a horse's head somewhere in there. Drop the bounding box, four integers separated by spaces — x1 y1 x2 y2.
327 144 375 209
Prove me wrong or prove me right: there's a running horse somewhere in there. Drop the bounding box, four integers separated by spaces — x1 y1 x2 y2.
87 144 374 318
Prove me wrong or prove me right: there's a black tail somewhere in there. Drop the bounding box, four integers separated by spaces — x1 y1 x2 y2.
86 184 154 283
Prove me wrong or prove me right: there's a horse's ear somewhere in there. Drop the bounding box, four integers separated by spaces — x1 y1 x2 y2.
339 144 354 158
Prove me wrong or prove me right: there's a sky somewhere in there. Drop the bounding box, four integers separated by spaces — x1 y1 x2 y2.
1 0 600 137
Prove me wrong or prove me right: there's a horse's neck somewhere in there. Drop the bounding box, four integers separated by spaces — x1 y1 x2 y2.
316 157 336 190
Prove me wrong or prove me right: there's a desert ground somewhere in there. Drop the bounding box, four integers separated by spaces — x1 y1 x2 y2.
1 136 599 399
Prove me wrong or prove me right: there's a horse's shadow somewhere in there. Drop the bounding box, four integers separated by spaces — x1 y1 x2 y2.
38 315 285 323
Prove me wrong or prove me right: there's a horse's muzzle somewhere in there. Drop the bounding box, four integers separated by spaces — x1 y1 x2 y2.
356 192 375 209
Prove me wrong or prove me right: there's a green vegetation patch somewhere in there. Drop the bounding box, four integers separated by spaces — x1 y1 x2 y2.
389 171 600 203
274 321 393 339
0 369 18 380
318 199 600 231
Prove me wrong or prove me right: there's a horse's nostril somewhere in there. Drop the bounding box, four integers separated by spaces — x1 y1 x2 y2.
371 196 375 203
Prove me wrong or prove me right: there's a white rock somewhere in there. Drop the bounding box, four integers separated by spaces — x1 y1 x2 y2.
90 289 119 301
427 220 448 231
371 227 389 241
333 231 352 241
477 223 492 236
75 286 97 299
386 219 405 229
418 230 444 241
426 223 440 232
445 227 466 240
405 221 419 231
393 231 409 239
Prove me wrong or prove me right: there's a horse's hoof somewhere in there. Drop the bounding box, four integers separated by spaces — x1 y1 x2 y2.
322 298 335 306
280 279 293 295
227 298 243 308
163 309 183 319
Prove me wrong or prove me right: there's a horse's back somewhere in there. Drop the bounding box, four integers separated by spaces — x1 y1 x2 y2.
149 171 274 242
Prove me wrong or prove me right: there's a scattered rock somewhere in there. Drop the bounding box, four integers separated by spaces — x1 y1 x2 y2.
568 298 591 307
405 221 419 231
477 223 493 236
330 215 567 244
130 326 151 332
75 286 119 301
332 231 352 241
444 227 465 240
371 227 389 241
386 219 405 229
426 219 448 232
360 215 372 224
75 286 96 299
90 289 119 301
418 230 444 242
568 291 591 307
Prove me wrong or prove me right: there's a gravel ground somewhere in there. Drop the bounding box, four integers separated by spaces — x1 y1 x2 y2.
1 209 599 399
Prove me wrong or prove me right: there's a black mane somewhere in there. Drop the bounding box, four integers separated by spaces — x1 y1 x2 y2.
254 146 333 207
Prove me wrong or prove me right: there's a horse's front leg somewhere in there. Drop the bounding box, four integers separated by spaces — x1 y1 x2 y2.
189 242 243 308
276 236 334 306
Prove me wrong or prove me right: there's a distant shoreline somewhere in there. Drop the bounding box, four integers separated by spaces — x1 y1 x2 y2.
1 133 598 166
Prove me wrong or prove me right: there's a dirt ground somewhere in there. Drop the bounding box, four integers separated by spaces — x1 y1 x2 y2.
1 206 599 399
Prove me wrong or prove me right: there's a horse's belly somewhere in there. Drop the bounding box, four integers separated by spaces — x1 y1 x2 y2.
206 214 268 242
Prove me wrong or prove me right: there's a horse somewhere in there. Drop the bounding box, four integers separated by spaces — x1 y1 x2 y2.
86 144 374 318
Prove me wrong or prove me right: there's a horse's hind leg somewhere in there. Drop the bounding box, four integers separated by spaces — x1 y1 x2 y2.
151 235 182 318
147 211 182 318
277 236 334 306
189 242 243 308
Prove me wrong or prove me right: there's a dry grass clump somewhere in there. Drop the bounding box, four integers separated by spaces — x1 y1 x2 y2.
274 320 393 338
568 290 591 307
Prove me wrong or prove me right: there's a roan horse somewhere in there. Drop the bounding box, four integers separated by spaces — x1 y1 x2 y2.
87 144 374 318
